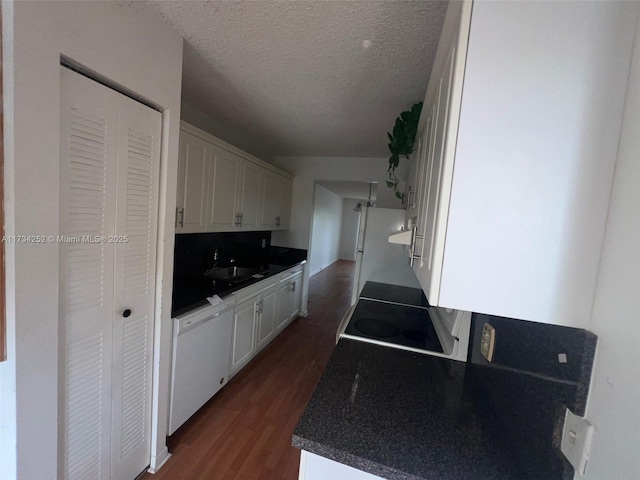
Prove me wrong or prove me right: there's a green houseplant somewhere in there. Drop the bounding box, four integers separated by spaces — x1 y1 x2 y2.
386 102 423 201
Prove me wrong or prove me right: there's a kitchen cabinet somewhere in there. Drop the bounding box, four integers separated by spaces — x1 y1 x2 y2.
256 286 277 350
230 296 258 376
177 122 294 233
176 131 209 233
207 146 241 231
276 268 302 331
237 160 263 230
406 0 633 326
230 275 282 377
260 171 292 230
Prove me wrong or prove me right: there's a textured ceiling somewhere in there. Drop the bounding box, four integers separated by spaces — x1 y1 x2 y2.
317 181 378 200
143 0 447 158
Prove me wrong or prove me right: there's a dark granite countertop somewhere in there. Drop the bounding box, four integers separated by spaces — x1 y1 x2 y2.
172 260 305 317
293 339 519 480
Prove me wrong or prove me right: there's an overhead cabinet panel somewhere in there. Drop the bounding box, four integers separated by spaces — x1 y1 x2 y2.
208 147 241 231
176 132 208 233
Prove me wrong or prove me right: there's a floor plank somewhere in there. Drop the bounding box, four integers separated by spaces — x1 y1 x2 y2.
144 260 355 480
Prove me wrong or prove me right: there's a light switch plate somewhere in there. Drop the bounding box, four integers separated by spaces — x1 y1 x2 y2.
561 408 594 475
480 323 495 362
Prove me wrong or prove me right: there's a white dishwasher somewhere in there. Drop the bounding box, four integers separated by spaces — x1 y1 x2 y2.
169 300 234 435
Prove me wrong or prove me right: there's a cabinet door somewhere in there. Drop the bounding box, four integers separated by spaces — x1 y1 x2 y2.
231 297 257 375
208 147 241 231
237 160 263 230
60 67 161 480
291 274 302 318
176 131 209 233
276 281 293 331
413 0 470 305
278 176 293 230
260 170 281 229
256 287 277 350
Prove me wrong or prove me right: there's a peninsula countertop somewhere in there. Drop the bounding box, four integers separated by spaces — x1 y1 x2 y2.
293 339 519 480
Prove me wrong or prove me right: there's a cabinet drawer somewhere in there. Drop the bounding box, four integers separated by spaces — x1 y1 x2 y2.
279 264 304 283
235 276 278 302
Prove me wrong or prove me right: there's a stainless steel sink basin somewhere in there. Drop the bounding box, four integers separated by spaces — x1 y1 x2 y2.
204 266 266 284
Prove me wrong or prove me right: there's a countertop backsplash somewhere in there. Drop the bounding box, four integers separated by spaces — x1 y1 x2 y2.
173 231 272 278
467 313 597 480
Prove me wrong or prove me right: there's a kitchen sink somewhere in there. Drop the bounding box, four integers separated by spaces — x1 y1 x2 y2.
203 266 266 284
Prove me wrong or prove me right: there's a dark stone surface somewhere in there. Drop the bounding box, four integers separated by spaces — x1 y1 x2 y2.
293 340 519 480
466 314 598 480
171 232 307 316
468 313 597 388
360 281 430 308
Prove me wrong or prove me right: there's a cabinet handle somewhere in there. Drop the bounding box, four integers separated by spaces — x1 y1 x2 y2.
220 377 225 385
290 283 295 292
407 186 415 209
176 208 185 228
235 213 242 226
409 227 422 267
122 308 132 318
275 216 280 227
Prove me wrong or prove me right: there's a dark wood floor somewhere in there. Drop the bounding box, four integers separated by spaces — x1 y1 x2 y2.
144 260 355 480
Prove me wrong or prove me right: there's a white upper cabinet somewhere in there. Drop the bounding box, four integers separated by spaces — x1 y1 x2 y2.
176 131 209 233
177 122 294 233
410 0 637 326
260 171 293 230
208 146 241 231
237 160 264 230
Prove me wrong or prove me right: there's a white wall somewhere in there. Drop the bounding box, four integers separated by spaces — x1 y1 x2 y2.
339 199 361 261
271 156 407 313
309 185 343 276
181 102 277 164
0 3 183 479
582 16 640 480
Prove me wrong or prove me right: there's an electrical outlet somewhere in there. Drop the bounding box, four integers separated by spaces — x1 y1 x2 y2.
561 408 594 475
480 323 495 362
261 239 266 248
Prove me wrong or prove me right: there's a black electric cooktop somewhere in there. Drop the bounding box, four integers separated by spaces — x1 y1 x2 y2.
343 299 443 353
359 281 430 309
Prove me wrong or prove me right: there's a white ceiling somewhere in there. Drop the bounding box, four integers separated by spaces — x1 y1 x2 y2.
143 0 447 158
317 181 378 200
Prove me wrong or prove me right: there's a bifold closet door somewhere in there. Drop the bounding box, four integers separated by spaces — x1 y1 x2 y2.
60 66 161 480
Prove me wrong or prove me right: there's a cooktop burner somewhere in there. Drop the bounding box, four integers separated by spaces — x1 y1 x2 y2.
354 318 400 338
359 281 430 309
342 299 443 353
361 302 395 315
402 329 427 343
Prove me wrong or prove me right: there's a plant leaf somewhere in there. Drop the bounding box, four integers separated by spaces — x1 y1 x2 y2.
395 191 402 199
386 180 394 188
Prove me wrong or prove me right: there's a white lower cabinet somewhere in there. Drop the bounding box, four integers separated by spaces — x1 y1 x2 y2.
256 286 277 350
276 271 302 331
231 296 259 376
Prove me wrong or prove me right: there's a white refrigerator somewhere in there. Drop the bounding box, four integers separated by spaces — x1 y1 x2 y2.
351 206 422 305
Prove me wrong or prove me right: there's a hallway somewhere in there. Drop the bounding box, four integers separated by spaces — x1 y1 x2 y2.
144 260 355 480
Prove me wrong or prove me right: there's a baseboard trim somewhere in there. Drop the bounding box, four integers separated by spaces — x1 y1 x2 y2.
147 448 171 474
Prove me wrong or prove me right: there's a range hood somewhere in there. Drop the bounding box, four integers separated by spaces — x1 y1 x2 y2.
388 229 413 246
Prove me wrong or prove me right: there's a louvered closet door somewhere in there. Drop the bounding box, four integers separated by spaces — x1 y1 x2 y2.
111 94 161 480
60 67 119 480
60 66 161 480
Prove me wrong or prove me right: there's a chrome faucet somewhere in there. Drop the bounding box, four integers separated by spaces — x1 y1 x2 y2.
212 249 220 269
